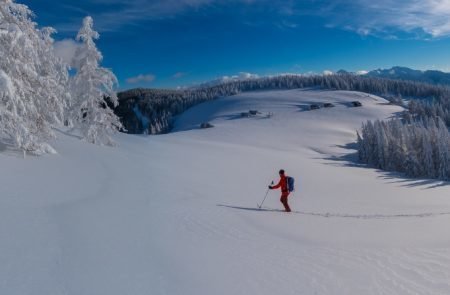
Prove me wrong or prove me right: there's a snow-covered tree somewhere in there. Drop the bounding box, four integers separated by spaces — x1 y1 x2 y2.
357 117 450 180
436 118 450 180
0 0 68 153
70 16 122 145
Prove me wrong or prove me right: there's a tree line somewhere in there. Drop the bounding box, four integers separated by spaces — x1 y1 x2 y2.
117 74 450 134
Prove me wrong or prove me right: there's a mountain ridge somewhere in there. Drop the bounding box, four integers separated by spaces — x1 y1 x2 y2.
362 66 450 86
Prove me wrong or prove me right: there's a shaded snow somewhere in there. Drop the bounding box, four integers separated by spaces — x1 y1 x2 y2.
1 89 450 295
132 104 150 132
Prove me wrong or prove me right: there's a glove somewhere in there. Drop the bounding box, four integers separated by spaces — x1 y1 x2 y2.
268 186 273 189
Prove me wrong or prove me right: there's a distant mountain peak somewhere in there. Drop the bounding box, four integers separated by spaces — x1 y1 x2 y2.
366 66 450 86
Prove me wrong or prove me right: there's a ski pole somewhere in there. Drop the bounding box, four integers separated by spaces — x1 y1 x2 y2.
258 181 273 209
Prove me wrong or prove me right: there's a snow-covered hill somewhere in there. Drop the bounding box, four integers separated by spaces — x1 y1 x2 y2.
1 89 450 295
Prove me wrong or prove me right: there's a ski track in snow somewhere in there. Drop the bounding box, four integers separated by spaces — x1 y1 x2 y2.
171 203 450 295
1 89 450 295
219 205 450 219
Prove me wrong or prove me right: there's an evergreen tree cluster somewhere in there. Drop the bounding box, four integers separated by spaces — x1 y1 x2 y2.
118 74 450 134
0 1 122 154
355 74 450 180
406 98 450 127
357 118 450 180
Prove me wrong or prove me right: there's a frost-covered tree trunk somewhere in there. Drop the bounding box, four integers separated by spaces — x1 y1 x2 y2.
0 0 68 153
70 16 122 145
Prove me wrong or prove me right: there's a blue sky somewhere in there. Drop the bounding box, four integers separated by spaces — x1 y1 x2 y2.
21 0 450 89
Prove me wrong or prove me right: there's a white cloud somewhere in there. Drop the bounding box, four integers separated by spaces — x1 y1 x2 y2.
55 0 252 33
323 0 450 38
190 71 259 88
237 72 259 79
274 73 304 76
126 74 156 84
172 72 187 79
242 0 450 39
212 72 259 83
52 0 450 40
53 39 81 67
219 72 259 82
323 70 334 76
356 70 368 75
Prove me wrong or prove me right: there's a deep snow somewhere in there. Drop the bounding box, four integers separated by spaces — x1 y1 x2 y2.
1 89 450 295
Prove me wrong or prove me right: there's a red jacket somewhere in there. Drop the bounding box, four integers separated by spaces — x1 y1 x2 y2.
272 175 288 193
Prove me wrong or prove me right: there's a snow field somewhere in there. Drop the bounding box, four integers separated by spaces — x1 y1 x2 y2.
1 89 450 294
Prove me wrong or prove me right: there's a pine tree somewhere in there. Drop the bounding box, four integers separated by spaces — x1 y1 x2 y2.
420 129 435 178
70 16 122 145
436 118 450 180
0 0 67 153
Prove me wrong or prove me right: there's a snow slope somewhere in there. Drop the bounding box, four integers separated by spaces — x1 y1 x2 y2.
1 89 450 295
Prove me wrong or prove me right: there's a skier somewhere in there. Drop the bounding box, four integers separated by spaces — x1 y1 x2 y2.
269 169 291 212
